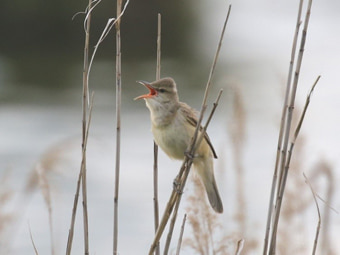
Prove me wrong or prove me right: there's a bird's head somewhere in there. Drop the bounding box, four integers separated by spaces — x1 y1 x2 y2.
134 77 179 107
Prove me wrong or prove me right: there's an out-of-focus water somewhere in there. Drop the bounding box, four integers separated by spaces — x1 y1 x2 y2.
1 0 340 254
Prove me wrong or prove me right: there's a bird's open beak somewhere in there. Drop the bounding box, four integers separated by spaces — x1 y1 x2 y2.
134 81 157 100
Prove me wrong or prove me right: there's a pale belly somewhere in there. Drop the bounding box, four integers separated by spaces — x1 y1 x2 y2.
152 123 192 160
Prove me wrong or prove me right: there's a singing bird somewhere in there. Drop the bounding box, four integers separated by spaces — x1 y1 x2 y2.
134 77 223 213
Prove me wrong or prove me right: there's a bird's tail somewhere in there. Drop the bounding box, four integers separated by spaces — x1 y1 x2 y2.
194 157 223 213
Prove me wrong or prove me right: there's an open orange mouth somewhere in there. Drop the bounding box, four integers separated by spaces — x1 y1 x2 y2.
134 81 157 100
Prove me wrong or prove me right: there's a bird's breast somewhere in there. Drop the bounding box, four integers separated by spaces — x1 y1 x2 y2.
151 117 192 160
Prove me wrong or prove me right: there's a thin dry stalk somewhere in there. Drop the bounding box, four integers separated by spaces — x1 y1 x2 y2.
29 223 39 255
163 192 182 255
156 13 162 81
81 149 90 255
276 136 308 255
276 0 314 206
80 1 94 254
35 164 55 255
310 161 336 255
148 6 231 253
229 85 246 233
263 0 304 253
276 1 304 196
293 76 320 140
153 13 162 255
72 0 101 23
284 76 320 180
66 0 94 253
194 90 223 154
87 0 130 80
114 0 123 253
234 239 245 255
200 5 231 112
267 0 314 253
270 74 319 255
153 140 160 255
175 214 187 255
303 173 321 255
68 2 130 254
82 0 94 107
66 93 95 255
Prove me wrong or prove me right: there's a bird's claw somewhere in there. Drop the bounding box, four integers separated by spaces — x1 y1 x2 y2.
184 150 195 159
173 179 183 194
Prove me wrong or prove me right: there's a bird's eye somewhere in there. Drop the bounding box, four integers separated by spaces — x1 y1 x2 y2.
159 88 166 93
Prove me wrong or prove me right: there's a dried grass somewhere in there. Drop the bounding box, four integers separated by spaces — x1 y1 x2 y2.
184 177 230 255
228 85 246 233
35 162 55 255
0 170 16 253
309 161 337 255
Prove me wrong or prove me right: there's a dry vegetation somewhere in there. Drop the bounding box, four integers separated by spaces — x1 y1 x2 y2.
184 177 230 255
1 0 338 254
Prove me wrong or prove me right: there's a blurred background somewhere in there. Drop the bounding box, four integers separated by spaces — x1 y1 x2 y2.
1 0 339 254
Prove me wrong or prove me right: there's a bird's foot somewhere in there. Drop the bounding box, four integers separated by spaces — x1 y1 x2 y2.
173 179 183 194
184 150 196 160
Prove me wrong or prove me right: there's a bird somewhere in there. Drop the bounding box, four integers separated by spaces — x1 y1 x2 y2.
134 77 223 213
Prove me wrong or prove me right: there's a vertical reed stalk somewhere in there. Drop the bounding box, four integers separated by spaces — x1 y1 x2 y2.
263 0 304 253
81 1 92 254
153 13 162 255
66 0 93 253
113 0 122 254
66 92 94 255
266 1 314 253
175 214 187 255
81 94 95 255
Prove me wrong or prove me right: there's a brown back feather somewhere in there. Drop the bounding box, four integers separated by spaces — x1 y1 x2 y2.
179 102 218 159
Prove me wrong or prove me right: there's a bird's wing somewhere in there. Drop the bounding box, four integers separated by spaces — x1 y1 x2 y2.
180 102 218 159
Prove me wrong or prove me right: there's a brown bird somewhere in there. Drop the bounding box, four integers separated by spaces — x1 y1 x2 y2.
135 77 223 213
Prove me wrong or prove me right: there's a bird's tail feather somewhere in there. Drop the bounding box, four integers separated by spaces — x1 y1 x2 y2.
194 157 223 213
